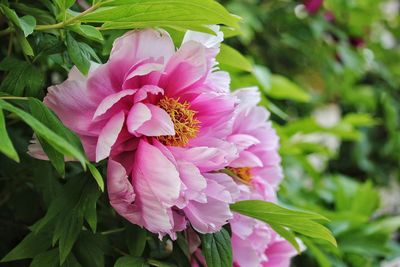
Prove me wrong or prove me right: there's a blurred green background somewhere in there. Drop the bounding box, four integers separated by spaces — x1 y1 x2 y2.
220 0 400 266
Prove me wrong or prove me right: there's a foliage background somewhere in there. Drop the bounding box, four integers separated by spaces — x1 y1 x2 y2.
0 0 399 266
221 0 400 266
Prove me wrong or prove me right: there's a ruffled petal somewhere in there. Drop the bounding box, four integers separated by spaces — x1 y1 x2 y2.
134 85 164 103
177 161 207 203
93 89 136 120
44 80 98 136
123 62 164 89
126 102 152 134
205 70 231 93
107 159 142 225
204 173 240 202
184 196 232 233
263 239 297 267
227 134 260 152
110 29 175 72
132 141 181 233
160 41 207 97
136 104 175 136
182 25 223 49
229 151 263 168
96 111 125 162
87 29 174 102
233 87 261 110
182 25 223 69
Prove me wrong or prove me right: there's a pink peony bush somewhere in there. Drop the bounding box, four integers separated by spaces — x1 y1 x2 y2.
30 27 297 266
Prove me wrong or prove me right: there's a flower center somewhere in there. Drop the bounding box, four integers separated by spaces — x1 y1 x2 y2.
226 167 253 184
157 96 200 147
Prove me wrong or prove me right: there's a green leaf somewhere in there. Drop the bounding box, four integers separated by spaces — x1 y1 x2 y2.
30 249 59 267
81 0 240 33
26 98 84 152
0 57 45 97
0 5 35 55
82 175 102 231
62 253 83 267
342 113 376 127
268 222 301 252
66 32 91 75
0 4 22 27
0 108 19 162
147 259 175 267
29 98 65 176
13 3 56 25
200 228 232 267
350 180 379 216
1 231 52 262
126 224 147 257
302 238 332 267
27 98 103 189
0 99 87 168
264 74 311 102
0 5 36 37
87 163 104 192
17 31 34 56
74 232 105 267
114 256 146 267
230 200 337 247
54 0 76 14
63 0 76 9
69 24 104 42
217 44 253 72
54 209 84 265
19 15 37 37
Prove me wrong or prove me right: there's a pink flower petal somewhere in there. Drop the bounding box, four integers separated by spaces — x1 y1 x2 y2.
177 161 207 203
205 70 231 93
132 141 181 233
184 197 232 233
233 87 261 109
263 239 297 267
125 63 164 80
122 60 165 90
204 173 240 201
229 151 263 168
44 80 98 136
134 85 164 103
95 111 125 162
107 159 140 224
160 41 207 97
93 89 136 119
87 29 174 103
111 29 175 71
126 102 152 134
227 134 260 152
182 25 223 49
136 104 175 136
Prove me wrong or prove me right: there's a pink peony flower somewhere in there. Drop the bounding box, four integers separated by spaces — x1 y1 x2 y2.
303 0 323 14
226 88 297 266
228 87 283 196
31 27 240 238
231 214 297 267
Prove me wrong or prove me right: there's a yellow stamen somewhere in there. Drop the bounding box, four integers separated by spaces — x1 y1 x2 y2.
226 167 253 184
157 96 200 147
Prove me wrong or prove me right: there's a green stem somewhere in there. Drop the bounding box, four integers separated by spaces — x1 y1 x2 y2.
148 259 170 266
35 22 64 31
35 1 103 31
100 228 125 235
0 27 12 37
0 96 28 100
